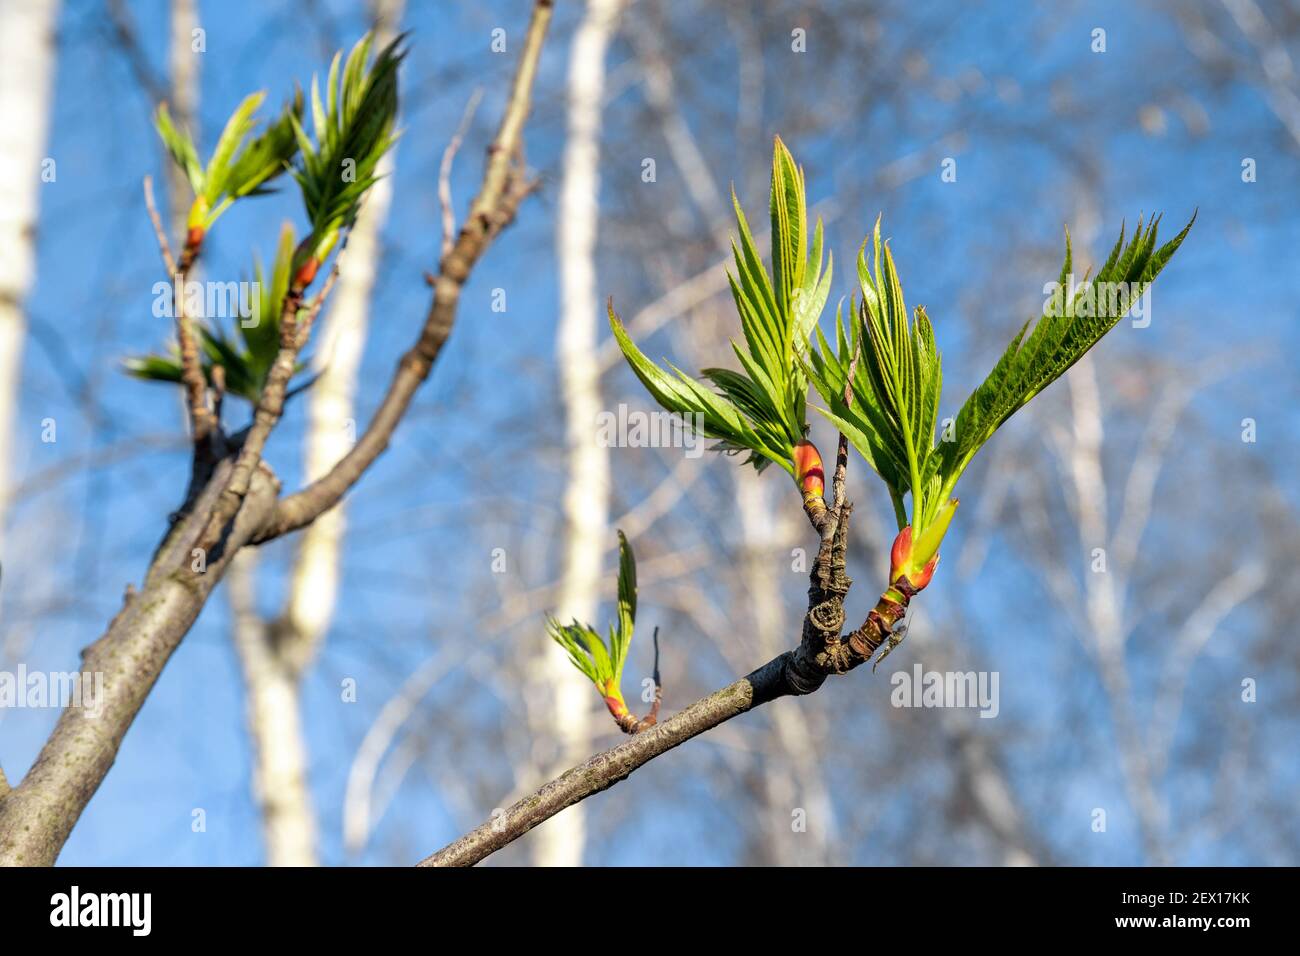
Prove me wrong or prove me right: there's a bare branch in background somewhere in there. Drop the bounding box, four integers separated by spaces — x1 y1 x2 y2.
439 88 484 263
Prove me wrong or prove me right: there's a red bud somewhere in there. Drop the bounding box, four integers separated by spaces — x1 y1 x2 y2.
292 255 319 290
793 440 824 498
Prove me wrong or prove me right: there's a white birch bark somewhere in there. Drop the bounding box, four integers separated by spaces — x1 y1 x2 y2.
529 0 623 867
228 552 318 866
0 0 60 547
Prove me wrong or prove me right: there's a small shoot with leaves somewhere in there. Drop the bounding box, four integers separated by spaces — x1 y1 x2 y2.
610 137 833 519
289 32 406 288
546 531 661 734
808 211 1195 600
155 89 303 264
124 223 312 405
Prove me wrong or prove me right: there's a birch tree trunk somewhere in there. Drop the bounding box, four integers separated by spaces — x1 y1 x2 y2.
0 0 60 549
228 553 318 866
528 0 623 866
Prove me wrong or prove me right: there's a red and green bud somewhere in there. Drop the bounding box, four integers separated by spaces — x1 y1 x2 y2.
889 497 958 591
601 680 629 720
290 230 339 291
793 440 825 500
186 196 209 231
292 255 320 290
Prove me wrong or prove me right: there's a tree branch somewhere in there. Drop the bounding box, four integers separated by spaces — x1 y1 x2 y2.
0 0 555 866
421 467 889 865
0 454 281 865
144 174 213 443
419 654 793 867
257 0 555 542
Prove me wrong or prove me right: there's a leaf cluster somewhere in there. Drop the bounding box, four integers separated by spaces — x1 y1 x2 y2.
290 33 406 252
155 89 302 230
611 138 831 477
547 531 639 703
124 224 308 403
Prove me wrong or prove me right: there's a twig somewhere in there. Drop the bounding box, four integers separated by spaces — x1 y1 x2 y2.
439 88 484 264
144 175 212 444
611 626 663 734
142 175 177 276
198 259 343 554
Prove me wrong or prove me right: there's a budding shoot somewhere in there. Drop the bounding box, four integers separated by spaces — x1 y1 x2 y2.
793 439 825 500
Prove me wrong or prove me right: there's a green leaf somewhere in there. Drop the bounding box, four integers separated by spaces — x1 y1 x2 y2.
609 304 791 475
937 212 1196 501
154 103 204 195
804 301 910 494
292 32 406 237
224 88 304 199
611 137 831 482
122 353 185 385
546 617 605 688
849 217 942 527
613 529 637 684
203 92 265 206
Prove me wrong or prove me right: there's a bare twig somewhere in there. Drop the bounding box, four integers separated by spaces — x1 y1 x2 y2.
144 175 212 444
142 175 178 276
439 88 484 264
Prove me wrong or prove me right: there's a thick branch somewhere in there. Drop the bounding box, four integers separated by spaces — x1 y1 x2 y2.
419 654 792 867
257 0 554 542
0 456 280 865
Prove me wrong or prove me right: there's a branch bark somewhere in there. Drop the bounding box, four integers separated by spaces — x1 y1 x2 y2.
419 654 794 867
0 453 281 865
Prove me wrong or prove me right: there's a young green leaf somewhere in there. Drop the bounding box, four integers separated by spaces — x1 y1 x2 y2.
936 212 1196 502
124 222 310 405
611 136 831 481
290 32 406 256
546 529 643 709
155 92 302 234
